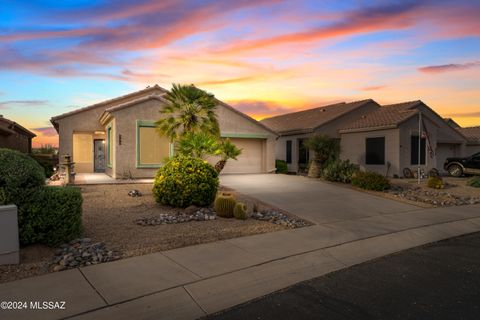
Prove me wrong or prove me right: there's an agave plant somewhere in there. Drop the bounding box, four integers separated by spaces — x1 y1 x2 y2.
175 132 220 159
215 138 242 173
155 84 220 141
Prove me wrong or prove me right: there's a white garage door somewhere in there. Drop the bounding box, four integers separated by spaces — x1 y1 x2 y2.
222 138 264 174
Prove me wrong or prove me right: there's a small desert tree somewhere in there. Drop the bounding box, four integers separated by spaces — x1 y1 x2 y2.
304 134 340 178
215 139 242 173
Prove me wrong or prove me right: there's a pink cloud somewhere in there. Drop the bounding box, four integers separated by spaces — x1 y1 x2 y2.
418 61 480 74
32 127 58 137
361 85 387 91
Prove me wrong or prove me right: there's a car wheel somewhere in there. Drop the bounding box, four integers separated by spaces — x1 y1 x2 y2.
448 164 463 177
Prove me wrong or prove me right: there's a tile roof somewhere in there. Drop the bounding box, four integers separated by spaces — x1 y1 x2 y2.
458 126 480 144
51 85 167 122
340 101 422 132
260 99 375 134
0 115 36 137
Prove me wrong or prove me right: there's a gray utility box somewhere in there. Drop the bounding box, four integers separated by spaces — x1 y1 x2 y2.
0 205 20 265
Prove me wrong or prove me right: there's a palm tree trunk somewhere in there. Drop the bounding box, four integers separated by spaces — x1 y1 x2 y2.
215 160 227 173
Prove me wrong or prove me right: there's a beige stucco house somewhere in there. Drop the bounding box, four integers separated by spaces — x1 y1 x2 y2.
339 101 467 177
260 99 380 173
262 99 469 177
51 85 277 178
458 126 480 156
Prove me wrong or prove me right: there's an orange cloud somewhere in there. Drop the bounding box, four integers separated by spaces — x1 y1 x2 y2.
215 2 421 53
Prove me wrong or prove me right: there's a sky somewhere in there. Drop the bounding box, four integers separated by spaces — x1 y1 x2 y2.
1 0 479 147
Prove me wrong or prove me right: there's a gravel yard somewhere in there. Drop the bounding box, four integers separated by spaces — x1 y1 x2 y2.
346 176 480 207
1 183 304 284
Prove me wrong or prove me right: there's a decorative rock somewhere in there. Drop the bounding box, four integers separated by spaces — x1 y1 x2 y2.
135 209 217 226
50 238 121 271
387 184 480 207
251 209 309 228
128 190 142 197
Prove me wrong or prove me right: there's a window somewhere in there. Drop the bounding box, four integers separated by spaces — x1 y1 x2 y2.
411 136 426 165
298 139 309 165
286 140 292 164
366 137 385 165
106 125 113 168
136 121 170 168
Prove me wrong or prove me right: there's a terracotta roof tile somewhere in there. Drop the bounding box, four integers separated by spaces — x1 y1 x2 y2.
459 126 480 143
340 101 421 132
260 99 375 134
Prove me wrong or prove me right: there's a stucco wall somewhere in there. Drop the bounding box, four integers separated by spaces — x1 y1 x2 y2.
341 128 400 176
398 115 438 174
56 106 106 169
109 99 276 178
274 101 379 173
0 132 32 153
466 144 480 156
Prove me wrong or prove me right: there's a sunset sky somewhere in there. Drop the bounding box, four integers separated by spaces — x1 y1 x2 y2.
1 0 479 147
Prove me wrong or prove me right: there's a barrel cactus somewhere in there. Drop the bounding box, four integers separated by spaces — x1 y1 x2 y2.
214 192 236 218
233 202 247 220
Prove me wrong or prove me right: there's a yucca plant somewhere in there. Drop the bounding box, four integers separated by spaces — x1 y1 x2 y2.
155 84 220 141
215 138 242 173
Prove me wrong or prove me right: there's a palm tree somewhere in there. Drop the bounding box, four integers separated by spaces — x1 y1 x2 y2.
215 138 242 173
155 84 220 141
175 132 220 159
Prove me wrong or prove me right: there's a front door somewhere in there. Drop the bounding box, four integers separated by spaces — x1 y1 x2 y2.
298 139 310 171
94 139 106 173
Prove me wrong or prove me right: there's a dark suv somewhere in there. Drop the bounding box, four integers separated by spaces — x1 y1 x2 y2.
444 152 480 177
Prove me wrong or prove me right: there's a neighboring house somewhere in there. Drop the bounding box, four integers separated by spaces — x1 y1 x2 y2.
50 85 277 178
340 101 466 176
263 100 468 177
0 115 36 153
260 99 380 172
458 126 480 156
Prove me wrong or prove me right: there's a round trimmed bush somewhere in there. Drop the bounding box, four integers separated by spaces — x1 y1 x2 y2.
153 156 219 207
427 176 444 189
351 171 390 191
275 159 288 174
0 148 45 193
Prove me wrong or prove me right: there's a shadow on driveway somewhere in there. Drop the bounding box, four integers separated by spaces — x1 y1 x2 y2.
207 232 480 320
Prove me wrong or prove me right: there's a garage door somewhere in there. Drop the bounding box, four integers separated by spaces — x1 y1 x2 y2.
436 143 460 173
222 138 264 174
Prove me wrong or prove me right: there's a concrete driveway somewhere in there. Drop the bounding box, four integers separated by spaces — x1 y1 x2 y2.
221 174 420 224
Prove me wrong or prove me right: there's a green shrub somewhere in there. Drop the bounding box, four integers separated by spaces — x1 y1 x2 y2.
153 156 219 207
30 154 55 178
0 148 82 246
214 192 236 218
0 148 45 193
33 187 83 246
322 159 360 183
233 202 247 220
427 176 444 189
351 171 390 191
467 176 480 188
275 159 288 174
